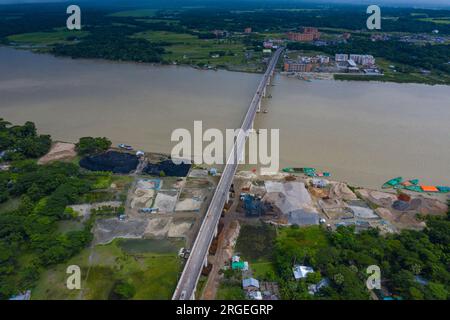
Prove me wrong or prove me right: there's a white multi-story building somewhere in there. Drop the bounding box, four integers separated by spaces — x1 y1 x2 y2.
335 54 348 62
349 54 376 66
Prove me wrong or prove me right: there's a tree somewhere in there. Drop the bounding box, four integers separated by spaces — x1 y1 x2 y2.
111 281 136 300
425 282 448 300
75 137 111 156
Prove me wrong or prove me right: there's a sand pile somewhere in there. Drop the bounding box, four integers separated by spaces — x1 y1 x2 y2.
131 188 155 208
175 198 202 211
329 183 358 201
38 142 76 164
144 217 172 238
154 192 177 213
309 187 329 199
168 220 193 238
358 189 397 207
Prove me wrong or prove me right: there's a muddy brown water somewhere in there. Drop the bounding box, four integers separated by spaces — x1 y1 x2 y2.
1 47 450 189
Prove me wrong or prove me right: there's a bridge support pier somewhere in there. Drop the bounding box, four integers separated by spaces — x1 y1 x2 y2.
171 48 284 301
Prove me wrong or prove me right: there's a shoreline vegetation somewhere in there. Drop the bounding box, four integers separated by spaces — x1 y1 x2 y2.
1 4 450 85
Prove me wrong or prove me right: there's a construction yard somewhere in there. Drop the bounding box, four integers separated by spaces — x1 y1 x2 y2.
32 146 449 300
199 170 449 300
32 148 219 300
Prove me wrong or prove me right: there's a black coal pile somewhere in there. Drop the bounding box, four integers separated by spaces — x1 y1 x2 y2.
80 151 139 174
144 159 191 177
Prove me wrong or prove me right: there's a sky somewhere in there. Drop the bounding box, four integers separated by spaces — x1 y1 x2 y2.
0 0 449 8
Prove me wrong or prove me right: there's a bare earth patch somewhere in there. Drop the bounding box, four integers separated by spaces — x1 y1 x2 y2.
38 142 76 164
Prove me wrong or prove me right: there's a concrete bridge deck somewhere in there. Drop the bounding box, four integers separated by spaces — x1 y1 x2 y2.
172 47 284 300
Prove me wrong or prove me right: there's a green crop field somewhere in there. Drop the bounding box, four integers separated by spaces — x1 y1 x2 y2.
32 239 183 300
7 28 89 46
133 30 262 71
418 17 450 25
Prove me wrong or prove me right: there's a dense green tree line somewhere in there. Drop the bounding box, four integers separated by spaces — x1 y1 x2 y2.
0 119 51 162
0 120 99 299
273 211 450 300
177 6 450 34
0 161 94 298
76 137 111 156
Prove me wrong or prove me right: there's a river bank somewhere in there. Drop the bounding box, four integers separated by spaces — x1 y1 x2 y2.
2 46 450 190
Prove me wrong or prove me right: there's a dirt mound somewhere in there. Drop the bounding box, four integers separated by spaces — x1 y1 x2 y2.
94 218 147 244
144 217 172 238
329 183 357 201
80 151 138 174
38 142 76 164
309 187 329 198
358 189 397 207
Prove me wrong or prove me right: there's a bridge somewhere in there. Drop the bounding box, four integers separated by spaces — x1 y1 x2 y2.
172 47 284 300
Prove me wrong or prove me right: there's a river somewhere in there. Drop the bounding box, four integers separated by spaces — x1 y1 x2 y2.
1 47 450 189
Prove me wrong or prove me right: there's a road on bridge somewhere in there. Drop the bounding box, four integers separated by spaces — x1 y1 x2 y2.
172 47 284 300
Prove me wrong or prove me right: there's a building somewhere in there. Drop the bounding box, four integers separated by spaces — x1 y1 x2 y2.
293 265 314 280
363 68 382 76
244 27 252 34
287 27 321 42
287 32 316 42
270 39 285 45
342 32 351 40
136 150 145 157
9 290 31 300
312 178 328 188
335 54 349 62
284 60 314 72
232 261 248 271
248 291 263 300
347 59 357 68
318 55 330 64
212 30 228 38
349 54 375 66
308 278 330 295
243 278 260 291
263 41 274 49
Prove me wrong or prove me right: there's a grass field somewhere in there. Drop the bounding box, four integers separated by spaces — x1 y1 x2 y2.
418 17 450 25
251 261 276 280
276 226 328 251
216 282 246 300
32 238 183 300
235 223 277 262
7 28 89 46
133 30 263 71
